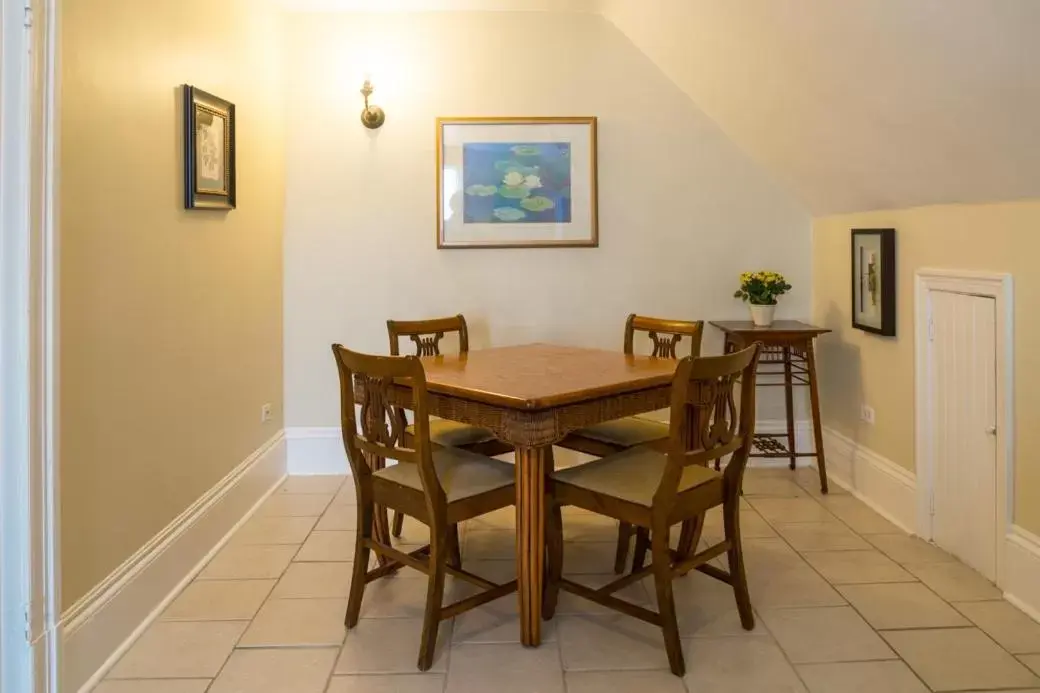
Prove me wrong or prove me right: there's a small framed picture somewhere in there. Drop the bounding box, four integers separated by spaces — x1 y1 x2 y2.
851 228 896 336
183 85 235 210
436 117 598 248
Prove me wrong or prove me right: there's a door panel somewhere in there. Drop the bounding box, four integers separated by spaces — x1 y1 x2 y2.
930 290 997 581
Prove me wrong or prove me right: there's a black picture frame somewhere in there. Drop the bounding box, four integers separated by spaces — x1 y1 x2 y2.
183 85 236 210
851 228 896 336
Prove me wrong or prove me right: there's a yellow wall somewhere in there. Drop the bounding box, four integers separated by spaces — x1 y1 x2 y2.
60 0 285 609
813 200 1040 535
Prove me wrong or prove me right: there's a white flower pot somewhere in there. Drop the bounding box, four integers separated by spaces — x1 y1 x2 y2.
749 304 776 327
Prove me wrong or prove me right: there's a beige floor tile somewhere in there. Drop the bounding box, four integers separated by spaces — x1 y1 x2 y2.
884 627 1040 692
257 493 334 517
746 564 847 609
683 636 807 692
558 573 651 617
392 517 433 546
271 562 353 599
702 508 778 539
955 600 1040 654
239 597 347 647
792 468 847 498
316 503 359 531
333 483 358 506
748 497 836 524
326 674 446 693
760 606 895 664
463 530 515 560
108 621 246 679
774 522 872 552
208 648 338 693
279 475 347 495
796 661 929 693
336 618 450 674
802 550 915 584
818 496 900 534
905 561 1003 602
452 599 556 644
641 570 765 638
231 515 317 546
199 544 296 580
359 576 437 620
742 474 808 498
563 542 626 574
837 582 969 629
558 614 673 671
743 537 812 571
464 506 515 531
1022 654 1040 675
446 643 564 693
295 531 358 562
565 670 686 693
162 579 275 621
94 681 212 693
866 533 956 566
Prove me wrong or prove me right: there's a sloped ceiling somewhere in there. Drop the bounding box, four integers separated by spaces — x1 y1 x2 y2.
601 0 1040 215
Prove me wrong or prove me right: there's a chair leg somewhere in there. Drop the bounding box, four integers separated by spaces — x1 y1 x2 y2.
418 532 448 672
447 524 462 569
631 527 650 573
723 496 754 630
391 510 405 538
613 522 634 574
345 504 372 628
650 528 685 677
543 501 564 620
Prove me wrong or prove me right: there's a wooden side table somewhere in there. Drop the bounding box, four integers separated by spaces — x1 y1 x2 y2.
709 320 831 493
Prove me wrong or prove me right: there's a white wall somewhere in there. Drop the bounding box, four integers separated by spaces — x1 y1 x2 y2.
283 10 811 428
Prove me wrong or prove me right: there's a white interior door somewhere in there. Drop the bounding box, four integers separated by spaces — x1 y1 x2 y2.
929 289 998 580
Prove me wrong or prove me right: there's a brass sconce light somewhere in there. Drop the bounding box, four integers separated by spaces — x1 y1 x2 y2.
360 79 385 129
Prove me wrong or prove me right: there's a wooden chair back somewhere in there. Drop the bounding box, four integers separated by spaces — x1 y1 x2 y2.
623 314 704 359
331 344 447 510
388 314 469 357
654 343 762 513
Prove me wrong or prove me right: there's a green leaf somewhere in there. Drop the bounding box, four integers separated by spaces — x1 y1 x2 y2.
492 207 526 221
494 160 538 175
510 145 541 156
464 184 498 197
498 185 531 199
520 196 554 212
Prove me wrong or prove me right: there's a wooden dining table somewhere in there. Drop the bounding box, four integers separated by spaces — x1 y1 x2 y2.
369 343 681 647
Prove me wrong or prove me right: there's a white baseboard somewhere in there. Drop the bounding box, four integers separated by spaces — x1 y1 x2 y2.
821 427 917 534
287 426 346 475
61 432 287 693
286 420 814 476
1004 525 1040 624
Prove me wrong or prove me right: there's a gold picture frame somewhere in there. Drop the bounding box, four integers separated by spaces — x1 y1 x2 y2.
436 117 598 249
183 85 236 210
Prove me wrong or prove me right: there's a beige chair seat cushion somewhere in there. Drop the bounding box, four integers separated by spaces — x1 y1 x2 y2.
407 419 497 448
572 416 669 448
374 447 514 503
552 445 720 507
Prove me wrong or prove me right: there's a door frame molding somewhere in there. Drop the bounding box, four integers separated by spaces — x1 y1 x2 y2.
915 268 1013 586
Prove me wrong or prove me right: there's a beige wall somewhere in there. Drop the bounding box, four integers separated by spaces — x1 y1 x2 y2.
813 200 1040 535
60 0 285 609
282 11 811 430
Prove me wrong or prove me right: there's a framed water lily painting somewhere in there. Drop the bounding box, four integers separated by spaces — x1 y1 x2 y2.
436 117 598 248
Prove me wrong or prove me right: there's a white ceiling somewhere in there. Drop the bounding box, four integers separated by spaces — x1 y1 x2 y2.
601 0 1040 214
277 0 1040 215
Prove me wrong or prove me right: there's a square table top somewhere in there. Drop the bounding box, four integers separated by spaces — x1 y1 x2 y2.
709 320 831 337
418 343 679 410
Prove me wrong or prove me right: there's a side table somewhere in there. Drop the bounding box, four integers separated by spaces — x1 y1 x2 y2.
709 320 831 493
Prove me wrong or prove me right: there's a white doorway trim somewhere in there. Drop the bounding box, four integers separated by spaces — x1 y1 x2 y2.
915 268 1013 587
0 0 61 690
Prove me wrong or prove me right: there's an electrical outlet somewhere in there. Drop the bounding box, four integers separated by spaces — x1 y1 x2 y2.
860 404 875 426
261 403 273 423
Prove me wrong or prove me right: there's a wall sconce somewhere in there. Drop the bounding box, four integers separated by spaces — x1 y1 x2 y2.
359 79 386 129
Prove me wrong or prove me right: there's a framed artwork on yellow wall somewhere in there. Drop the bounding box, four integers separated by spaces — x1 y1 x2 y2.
851 228 896 336
436 117 598 248
183 85 236 210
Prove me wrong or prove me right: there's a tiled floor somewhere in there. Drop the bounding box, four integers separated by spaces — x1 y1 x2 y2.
96 466 1040 693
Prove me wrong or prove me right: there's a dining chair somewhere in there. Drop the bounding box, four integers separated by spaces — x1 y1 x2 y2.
558 314 704 573
332 344 518 671
543 343 762 676
387 314 514 538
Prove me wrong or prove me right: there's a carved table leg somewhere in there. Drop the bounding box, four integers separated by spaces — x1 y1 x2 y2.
516 444 551 647
805 340 829 494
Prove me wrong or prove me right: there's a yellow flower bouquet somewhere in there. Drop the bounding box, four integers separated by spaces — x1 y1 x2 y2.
734 271 792 326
